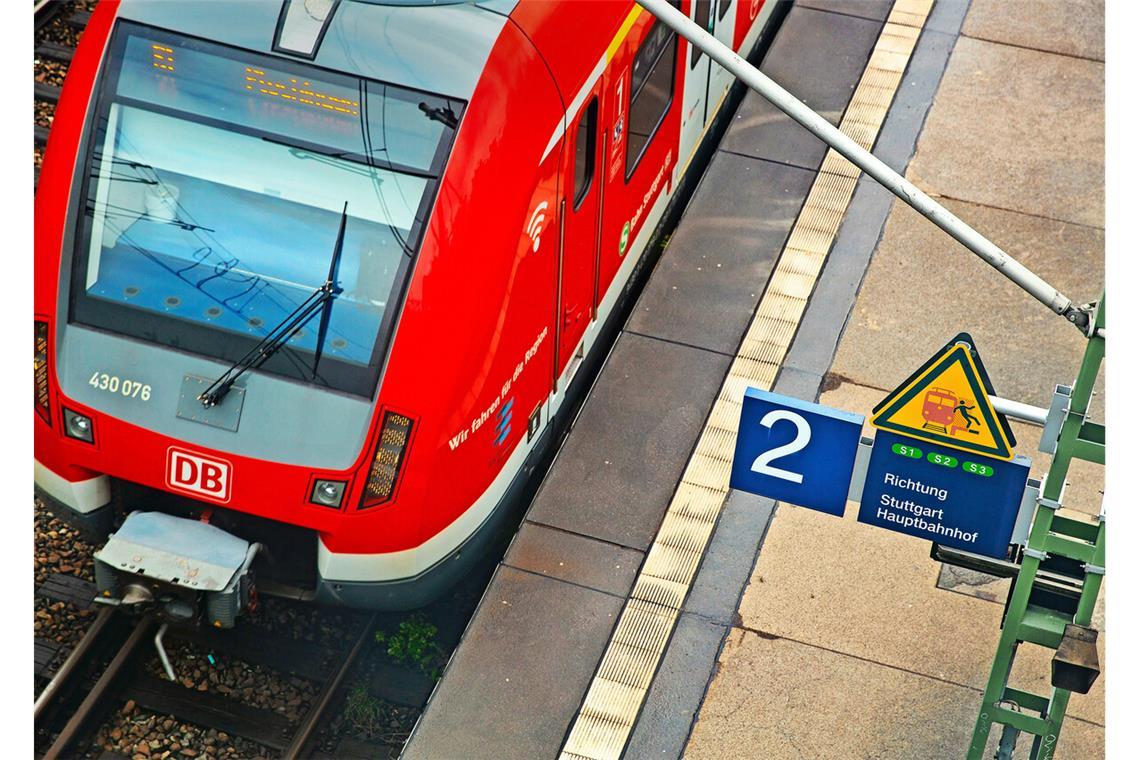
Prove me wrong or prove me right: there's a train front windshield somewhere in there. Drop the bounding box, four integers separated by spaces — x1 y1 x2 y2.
69 22 463 397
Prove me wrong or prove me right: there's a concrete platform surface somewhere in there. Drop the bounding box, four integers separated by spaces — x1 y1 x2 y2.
963 0 1104 61
906 36 1104 228
688 0 1105 757
797 0 893 22
685 631 1106 760
526 332 730 551
628 154 813 356
720 5 883 171
403 567 622 760
830 195 1105 415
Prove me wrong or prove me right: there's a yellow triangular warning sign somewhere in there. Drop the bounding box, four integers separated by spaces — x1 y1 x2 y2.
871 335 1016 460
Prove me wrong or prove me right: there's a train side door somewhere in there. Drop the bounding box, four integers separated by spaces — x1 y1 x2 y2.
707 0 738 115
556 90 603 372
678 0 713 165
595 6 680 304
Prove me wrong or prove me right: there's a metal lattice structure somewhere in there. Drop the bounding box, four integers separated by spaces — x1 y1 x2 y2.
968 297 1105 760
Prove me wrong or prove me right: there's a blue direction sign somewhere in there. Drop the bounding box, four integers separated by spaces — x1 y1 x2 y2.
730 388 863 517
858 430 1030 558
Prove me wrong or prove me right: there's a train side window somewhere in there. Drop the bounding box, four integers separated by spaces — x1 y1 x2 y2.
573 98 598 210
691 0 712 68
718 0 732 21
625 16 677 180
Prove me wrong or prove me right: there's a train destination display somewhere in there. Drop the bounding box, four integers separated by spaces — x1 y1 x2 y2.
731 335 1031 558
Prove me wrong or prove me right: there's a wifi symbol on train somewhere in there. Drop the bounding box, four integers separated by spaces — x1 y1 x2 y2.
527 201 548 253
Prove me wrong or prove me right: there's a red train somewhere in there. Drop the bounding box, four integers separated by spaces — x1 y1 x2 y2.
35 0 776 622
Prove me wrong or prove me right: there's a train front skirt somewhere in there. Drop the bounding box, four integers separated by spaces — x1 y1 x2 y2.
93 511 260 629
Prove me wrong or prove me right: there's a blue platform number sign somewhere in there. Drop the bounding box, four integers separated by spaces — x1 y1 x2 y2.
730 388 864 516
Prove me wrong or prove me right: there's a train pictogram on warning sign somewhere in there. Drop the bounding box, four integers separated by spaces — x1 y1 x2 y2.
871 334 1016 460
921 387 982 436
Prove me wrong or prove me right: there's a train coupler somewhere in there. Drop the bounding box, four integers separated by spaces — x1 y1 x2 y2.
92 511 260 628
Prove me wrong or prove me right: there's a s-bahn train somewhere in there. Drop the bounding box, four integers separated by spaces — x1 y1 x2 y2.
35 0 776 623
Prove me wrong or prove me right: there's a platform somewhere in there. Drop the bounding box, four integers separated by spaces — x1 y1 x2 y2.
405 0 1105 758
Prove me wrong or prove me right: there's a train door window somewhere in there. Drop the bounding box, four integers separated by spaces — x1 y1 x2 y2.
625 15 677 180
691 0 712 67
718 0 733 21
573 97 598 210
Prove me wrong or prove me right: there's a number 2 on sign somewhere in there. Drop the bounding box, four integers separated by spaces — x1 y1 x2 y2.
751 409 811 484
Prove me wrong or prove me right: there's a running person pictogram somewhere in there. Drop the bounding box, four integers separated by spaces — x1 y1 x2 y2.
955 400 981 434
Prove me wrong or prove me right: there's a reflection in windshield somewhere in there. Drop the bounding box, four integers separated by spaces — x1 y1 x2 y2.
70 22 463 396
84 103 408 367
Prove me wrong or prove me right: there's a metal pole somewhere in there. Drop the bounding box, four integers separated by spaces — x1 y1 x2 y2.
155 622 176 681
988 395 1048 426
635 0 1090 333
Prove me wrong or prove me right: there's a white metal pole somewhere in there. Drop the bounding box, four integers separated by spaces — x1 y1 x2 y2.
636 0 1089 331
989 395 1048 426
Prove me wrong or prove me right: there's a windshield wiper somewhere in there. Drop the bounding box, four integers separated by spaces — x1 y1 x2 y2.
197 203 349 407
418 102 458 130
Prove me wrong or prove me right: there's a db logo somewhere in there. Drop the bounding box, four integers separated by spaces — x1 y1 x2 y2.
166 447 232 502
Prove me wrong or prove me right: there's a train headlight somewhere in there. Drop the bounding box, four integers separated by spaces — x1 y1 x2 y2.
35 320 50 424
63 408 95 443
310 479 346 508
359 411 414 509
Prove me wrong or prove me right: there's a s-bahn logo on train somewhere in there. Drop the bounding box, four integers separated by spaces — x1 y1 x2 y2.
166 447 233 502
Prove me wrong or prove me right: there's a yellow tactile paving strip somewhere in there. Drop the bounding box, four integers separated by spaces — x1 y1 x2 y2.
559 2 934 758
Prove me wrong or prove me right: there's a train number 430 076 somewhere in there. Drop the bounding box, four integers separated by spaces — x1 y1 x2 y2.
88 371 152 401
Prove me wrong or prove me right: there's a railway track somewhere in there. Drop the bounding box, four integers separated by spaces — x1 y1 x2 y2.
33 0 67 36
34 0 90 183
35 582 380 759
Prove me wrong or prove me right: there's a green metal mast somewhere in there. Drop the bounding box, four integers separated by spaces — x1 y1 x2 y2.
967 296 1105 760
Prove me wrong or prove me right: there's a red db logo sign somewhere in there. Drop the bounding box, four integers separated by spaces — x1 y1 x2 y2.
166 447 232 502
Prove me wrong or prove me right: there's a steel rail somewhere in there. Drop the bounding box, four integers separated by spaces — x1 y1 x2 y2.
42 615 157 760
283 611 379 759
34 607 116 719
33 0 64 33
635 0 1092 333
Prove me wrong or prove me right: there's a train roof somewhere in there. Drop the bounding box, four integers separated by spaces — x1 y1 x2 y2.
116 0 512 99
